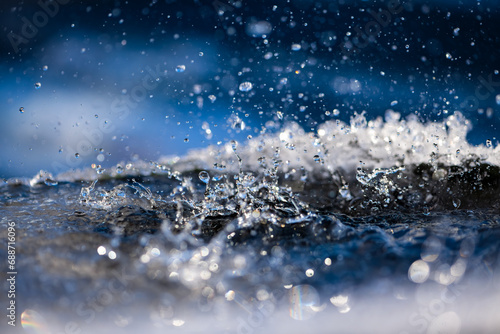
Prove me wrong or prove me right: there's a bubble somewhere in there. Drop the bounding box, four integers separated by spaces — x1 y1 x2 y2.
19 107 25 113
288 285 321 320
21 309 50 334
176 65 186 73
239 81 253 92
199 171 210 184
291 43 302 51
35 82 42 89
408 259 430 283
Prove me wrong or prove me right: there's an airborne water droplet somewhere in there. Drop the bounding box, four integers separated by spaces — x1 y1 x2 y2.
199 171 210 184
75 153 80 159
35 82 42 89
239 82 253 92
176 65 186 73
19 107 24 113
291 43 302 51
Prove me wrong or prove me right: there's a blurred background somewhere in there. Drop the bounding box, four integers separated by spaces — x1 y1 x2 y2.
0 0 499 178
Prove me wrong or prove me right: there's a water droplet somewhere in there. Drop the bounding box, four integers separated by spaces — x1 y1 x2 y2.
34 82 42 89
75 153 80 159
44 178 58 186
172 319 185 327
116 165 123 174
305 268 315 277
313 155 321 163
445 53 452 59
239 81 253 92
453 27 460 36
108 251 117 260
199 52 204 56
199 171 210 184
176 65 186 72
184 138 189 143
288 285 320 320
231 140 238 151
408 259 430 283
486 139 492 148
208 94 216 102
42 65 48 71
452 198 461 208
390 100 398 106
246 21 273 37
291 43 302 51
19 107 24 113
97 245 107 255
496 94 500 105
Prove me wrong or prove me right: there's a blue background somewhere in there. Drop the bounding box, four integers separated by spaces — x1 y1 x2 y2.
0 0 499 178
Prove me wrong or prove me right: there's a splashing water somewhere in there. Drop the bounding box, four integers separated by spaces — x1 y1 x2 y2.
2 113 500 333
